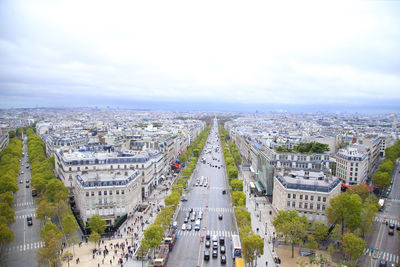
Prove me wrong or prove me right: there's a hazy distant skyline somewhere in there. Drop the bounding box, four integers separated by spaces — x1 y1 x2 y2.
1 0 400 112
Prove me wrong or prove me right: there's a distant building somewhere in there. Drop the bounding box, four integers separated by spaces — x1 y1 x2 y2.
0 132 9 152
272 170 341 222
335 146 368 185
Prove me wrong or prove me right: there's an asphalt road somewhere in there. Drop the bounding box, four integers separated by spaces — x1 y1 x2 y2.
359 159 400 267
3 143 41 267
167 120 238 267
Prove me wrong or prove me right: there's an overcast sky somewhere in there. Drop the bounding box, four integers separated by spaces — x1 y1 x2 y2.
1 0 399 112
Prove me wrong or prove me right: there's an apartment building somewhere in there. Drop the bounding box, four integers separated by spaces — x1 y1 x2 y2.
55 147 158 199
0 132 9 152
272 170 341 222
45 135 89 157
74 170 141 225
335 146 368 185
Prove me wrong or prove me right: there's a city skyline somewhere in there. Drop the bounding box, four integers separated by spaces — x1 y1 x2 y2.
1 0 400 112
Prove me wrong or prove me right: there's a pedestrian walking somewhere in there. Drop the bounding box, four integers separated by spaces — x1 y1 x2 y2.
266 260 268 266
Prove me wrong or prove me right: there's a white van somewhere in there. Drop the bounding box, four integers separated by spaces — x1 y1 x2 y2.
194 219 201 231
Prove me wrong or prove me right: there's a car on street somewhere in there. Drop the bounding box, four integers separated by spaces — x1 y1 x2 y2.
172 221 178 228
220 245 225 254
26 184 29 188
21 171 24 174
184 217 189 223
389 223 395 229
26 180 29 183
180 197 187 202
212 250 218 258
20 180 23 184
187 224 192 231
181 224 186 231
218 214 223 220
204 250 210 261
27 216 33 226
388 228 394 235
379 259 387 267
220 255 226 264
212 241 218 250
299 251 315 257
212 235 218 242
198 211 203 220
397 225 400 231
219 236 225 245
206 234 210 240
205 240 210 248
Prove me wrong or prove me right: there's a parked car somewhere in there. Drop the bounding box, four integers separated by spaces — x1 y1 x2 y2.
299 251 315 257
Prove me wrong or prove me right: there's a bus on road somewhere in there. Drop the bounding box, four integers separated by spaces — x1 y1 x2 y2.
379 199 385 211
232 234 242 258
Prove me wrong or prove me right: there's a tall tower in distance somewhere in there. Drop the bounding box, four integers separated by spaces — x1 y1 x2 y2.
390 112 397 130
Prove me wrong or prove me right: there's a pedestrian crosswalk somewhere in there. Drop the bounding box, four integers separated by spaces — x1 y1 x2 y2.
177 229 237 238
182 207 234 213
375 217 399 225
363 248 399 264
14 201 35 207
15 213 36 220
2 241 45 253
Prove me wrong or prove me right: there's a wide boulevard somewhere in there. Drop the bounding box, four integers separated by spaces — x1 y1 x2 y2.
167 120 239 267
3 142 42 267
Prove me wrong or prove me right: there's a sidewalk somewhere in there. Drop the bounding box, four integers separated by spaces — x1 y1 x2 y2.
62 175 177 267
241 169 278 267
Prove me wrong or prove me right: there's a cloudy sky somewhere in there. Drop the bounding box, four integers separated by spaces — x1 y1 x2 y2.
1 0 399 112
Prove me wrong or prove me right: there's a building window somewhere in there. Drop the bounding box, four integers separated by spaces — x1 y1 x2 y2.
322 205 326 210
305 195 308 200
318 196 321 202
299 202 302 208
98 191 101 196
121 190 125 195
111 165 113 169
304 203 308 209
109 190 112 195
124 165 127 169
310 203 313 210
317 204 320 210
293 194 296 199
323 197 326 202
78 167 80 171
116 190 119 195
310 196 314 201
292 201 296 207
104 191 107 196
300 195 303 200
288 194 291 199
287 201 290 207
98 198 102 204
91 192 94 196
86 192 89 197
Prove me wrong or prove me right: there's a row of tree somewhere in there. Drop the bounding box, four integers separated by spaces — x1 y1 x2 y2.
139 126 211 256
24 127 82 266
272 185 380 266
372 140 400 194
276 142 330 154
218 125 263 267
0 135 23 253
218 125 239 179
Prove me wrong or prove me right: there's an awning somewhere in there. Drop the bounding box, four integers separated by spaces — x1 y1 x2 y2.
254 181 263 193
250 166 255 173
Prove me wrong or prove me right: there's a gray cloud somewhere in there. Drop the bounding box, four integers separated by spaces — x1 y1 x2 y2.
1 0 400 111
